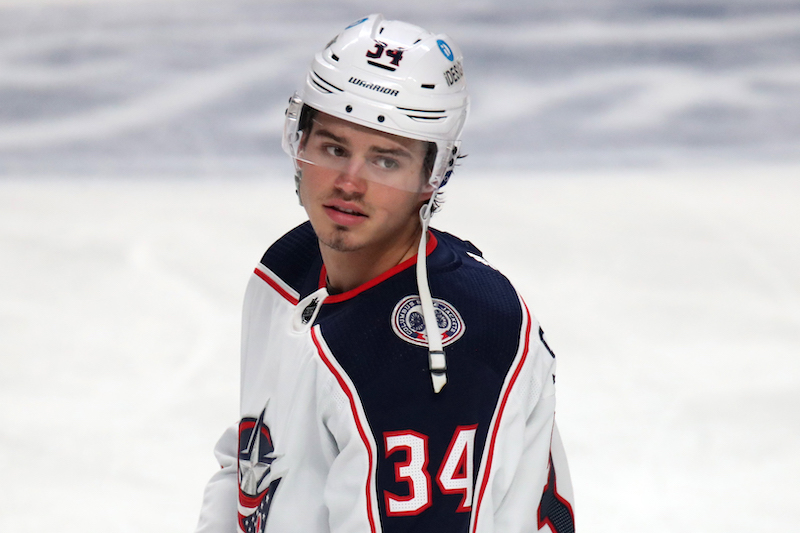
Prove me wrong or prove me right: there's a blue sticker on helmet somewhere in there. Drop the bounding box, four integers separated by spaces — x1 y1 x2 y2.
437 39 454 61
346 17 369 29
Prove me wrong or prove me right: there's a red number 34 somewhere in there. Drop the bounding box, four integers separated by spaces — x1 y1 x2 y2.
383 425 478 516
366 41 404 70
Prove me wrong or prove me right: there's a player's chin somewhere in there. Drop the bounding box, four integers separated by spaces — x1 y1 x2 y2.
319 228 365 253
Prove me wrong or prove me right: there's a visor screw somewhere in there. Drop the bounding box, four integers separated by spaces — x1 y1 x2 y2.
345 105 353 113
377 115 385 123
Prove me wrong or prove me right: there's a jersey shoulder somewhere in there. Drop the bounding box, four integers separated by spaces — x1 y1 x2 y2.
259 221 322 297
429 229 531 374
430 228 522 315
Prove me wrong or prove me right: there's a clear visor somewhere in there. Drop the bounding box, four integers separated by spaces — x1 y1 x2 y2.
283 97 442 193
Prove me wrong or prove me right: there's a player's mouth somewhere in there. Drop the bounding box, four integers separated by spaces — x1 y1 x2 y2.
323 202 367 225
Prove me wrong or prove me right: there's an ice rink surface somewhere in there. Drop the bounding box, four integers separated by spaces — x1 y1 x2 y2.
1 1 800 532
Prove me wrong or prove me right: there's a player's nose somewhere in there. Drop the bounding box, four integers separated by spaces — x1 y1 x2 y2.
334 159 368 193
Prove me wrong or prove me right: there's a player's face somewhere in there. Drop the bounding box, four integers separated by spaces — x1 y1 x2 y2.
297 112 432 259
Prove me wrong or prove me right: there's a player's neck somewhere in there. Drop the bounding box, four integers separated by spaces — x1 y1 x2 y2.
321 228 423 294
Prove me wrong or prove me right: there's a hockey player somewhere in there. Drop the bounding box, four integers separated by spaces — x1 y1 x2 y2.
195 14 575 533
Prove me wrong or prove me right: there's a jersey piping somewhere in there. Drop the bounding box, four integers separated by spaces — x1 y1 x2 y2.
254 264 300 305
470 295 533 533
311 326 380 533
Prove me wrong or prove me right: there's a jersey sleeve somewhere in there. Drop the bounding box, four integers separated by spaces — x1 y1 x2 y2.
194 424 240 533
472 315 575 533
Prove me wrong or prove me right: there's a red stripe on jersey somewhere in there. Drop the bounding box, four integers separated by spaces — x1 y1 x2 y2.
321 232 438 302
254 267 300 305
311 327 378 533
471 299 533 532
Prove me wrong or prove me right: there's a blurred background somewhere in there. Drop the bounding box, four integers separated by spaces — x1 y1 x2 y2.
3 0 800 174
1 0 799 531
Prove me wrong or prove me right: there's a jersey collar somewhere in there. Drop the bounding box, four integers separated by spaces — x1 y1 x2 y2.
319 231 438 303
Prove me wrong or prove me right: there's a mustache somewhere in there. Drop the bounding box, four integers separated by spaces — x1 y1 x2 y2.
326 190 365 204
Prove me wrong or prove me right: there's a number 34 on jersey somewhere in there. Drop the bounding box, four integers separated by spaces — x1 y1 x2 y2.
383 425 477 516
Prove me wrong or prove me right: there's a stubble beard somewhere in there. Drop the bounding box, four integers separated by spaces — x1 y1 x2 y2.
318 225 363 253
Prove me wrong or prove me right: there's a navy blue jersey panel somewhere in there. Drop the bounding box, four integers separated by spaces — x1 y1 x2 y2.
259 221 323 298
428 229 524 380
315 228 525 533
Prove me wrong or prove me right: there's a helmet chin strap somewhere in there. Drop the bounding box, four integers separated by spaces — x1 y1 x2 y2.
416 189 447 393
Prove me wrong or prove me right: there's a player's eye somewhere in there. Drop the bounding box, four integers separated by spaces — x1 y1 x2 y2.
324 144 348 158
374 156 400 171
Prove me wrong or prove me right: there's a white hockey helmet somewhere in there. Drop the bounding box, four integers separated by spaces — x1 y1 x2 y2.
283 13 469 192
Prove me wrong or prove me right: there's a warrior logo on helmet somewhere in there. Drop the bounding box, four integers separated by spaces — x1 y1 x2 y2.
392 295 466 347
238 407 282 533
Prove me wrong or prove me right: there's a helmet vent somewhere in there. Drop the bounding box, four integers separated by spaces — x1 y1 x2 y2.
421 84 435 89
331 53 340 62
310 71 343 94
397 106 447 122
397 106 446 114
311 78 333 94
367 61 396 72
407 115 446 122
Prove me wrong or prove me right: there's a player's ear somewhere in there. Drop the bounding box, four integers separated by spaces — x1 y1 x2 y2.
418 189 433 204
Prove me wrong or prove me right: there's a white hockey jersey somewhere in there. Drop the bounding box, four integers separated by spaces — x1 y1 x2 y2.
195 222 575 533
